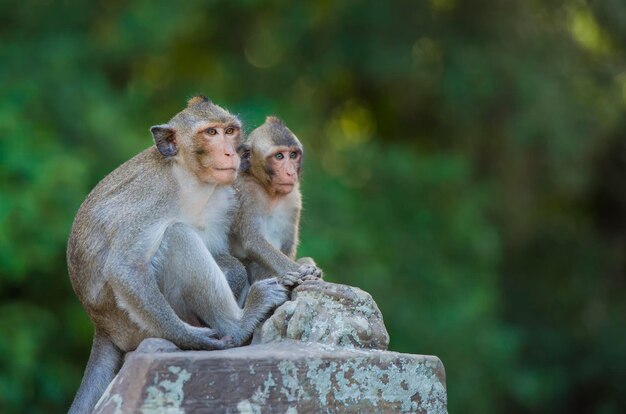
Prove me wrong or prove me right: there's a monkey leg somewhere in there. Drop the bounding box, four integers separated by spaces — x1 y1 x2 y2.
240 278 290 339
106 255 229 351
68 330 123 414
108 264 232 351
246 261 272 284
157 224 243 333
215 253 249 306
159 224 288 346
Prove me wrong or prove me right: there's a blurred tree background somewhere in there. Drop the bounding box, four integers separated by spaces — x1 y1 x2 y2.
0 0 625 412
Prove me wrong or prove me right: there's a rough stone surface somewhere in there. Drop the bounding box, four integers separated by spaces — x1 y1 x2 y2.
94 282 447 413
254 280 390 350
94 339 447 414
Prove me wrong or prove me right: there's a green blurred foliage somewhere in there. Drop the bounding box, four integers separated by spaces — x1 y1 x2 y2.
0 0 624 412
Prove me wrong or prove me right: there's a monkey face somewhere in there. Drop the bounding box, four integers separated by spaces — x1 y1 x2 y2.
188 123 241 185
240 116 305 197
150 96 244 186
266 147 301 194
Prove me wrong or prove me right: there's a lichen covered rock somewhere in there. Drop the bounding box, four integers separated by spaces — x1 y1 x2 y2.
95 339 447 414
94 282 448 413
254 280 390 350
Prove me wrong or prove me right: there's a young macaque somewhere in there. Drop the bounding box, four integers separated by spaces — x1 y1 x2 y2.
230 116 322 293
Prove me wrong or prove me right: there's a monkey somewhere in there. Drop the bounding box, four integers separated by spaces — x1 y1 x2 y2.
66 97 290 414
230 116 323 294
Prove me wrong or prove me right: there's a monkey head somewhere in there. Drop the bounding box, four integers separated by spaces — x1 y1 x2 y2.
150 96 242 185
239 116 303 196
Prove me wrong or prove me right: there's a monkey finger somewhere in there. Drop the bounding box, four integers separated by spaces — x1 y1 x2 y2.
290 271 304 284
220 336 236 349
279 271 302 287
301 274 321 282
305 266 322 278
200 335 233 350
296 264 315 277
298 264 323 280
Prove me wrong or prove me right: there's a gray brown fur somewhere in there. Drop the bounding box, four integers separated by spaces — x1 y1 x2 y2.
66 98 288 413
230 117 322 291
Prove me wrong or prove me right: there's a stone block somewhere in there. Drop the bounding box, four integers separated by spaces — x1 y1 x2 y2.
95 340 447 414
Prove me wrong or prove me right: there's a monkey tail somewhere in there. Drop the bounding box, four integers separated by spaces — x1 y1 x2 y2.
68 330 123 414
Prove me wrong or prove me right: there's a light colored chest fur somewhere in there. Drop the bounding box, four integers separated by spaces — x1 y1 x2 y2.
174 165 234 253
261 199 295 250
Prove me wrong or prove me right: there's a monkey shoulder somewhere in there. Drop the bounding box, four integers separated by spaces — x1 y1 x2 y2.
78 148 172 208
233 176 264 202
68 149 176 264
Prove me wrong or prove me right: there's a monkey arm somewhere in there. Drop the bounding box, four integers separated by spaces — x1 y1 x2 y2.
106 266 225 350
245 237 322 282
242 233 300 278
281 205 301 259
214 254 249 304
234 189 299 278
280 230 298 259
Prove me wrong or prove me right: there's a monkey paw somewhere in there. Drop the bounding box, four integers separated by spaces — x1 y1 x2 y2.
278 271 302 287
219 335 236 349
297 264 323 280
187 326 233 350
256 278 289 308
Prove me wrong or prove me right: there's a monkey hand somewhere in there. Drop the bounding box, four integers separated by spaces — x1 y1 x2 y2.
297 263 323 281
278 271 303 287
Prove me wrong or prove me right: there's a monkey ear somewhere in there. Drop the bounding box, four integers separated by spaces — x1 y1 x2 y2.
237 143 252 172
150 124 178 157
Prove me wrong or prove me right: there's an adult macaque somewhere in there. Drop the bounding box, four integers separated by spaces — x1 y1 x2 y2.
66 97 289 414
230 116 323 290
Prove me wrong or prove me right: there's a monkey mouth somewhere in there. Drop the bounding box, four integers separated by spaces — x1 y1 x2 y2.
213 167 237 171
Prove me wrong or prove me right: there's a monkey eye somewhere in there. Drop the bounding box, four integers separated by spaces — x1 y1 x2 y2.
290 151 298 159
225 127 235 135
206 128 218 135
275 153 285 160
